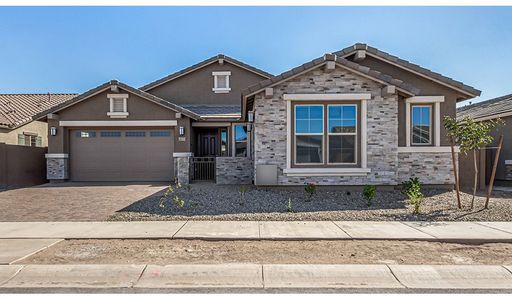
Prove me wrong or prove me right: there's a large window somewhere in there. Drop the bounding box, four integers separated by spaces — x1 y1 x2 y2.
411 105 432 145
328 105 357 164
295 105 324 164
234 125 247 157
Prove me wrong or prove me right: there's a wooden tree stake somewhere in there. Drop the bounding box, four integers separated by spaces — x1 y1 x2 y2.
485 135 504 209
450 137 462 209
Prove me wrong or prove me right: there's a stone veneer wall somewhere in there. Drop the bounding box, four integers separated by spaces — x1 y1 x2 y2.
253 66 454 186
397 152 455 185
174 156 190 185
216 157 253 184
46 157 69 180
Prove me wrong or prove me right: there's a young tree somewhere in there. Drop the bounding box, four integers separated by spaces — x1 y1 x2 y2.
444 116 504 209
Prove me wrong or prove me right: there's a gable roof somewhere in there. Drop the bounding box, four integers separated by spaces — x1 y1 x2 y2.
140 54 273 92
457 93 512 121
0 93 77 129
241 53 421 117
35 80 202 121
334 43 481 98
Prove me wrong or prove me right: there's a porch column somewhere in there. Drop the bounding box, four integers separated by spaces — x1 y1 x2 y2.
45 153 69 182
173 152 193 185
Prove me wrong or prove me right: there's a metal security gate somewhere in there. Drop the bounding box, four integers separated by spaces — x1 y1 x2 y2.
190 157 216 181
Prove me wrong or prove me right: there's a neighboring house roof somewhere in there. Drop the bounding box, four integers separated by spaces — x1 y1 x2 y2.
182 105 241 119
34 80 202 121
241 53 421 118
140 54 273 91
0 93 77 129
457 93 512 121
334 43 481 98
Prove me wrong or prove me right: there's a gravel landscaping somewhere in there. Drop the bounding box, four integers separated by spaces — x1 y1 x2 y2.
108 183 512 222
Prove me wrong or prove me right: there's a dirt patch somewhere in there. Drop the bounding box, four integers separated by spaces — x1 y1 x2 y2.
19 239 512 265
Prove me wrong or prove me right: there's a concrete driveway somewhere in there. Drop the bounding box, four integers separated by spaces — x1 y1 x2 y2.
0 182 167 221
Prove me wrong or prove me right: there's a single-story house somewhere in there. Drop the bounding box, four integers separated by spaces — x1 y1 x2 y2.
36 43 481 187
457 93 512 188
0 93 76 188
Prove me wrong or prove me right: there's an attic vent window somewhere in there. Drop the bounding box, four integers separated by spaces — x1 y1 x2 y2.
107 93 129 118
212 71 231 93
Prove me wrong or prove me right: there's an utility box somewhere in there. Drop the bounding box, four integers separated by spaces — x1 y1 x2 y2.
255 164 278 185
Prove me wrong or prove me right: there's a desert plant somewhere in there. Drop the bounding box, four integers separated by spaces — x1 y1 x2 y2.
444 116 504 209
158 182 186 209
363 185 376 207
239 185 249 205
287 197 293 213
402 177 423 215
304 183 316 202
173 194 185 208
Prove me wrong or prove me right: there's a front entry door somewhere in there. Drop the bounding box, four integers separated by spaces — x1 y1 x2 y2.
198 129 218 157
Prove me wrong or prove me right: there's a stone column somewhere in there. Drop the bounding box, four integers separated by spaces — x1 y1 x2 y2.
45 153 69 182
506 160 512 181
173 152 193 185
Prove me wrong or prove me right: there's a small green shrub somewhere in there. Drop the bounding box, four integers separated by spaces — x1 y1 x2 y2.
363 185 376 207
239 185 249 205
158 182 186 209
402 177 423 215
287 197 293 213
173 194 185 208
304 183 316 202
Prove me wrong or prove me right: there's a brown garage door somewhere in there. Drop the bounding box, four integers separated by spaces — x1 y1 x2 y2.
70 129 174 181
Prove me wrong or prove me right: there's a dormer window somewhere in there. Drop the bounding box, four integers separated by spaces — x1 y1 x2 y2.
107 94 129 118
212 71 231 93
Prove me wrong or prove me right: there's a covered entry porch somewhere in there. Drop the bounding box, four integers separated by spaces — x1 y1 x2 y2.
175 122 253 184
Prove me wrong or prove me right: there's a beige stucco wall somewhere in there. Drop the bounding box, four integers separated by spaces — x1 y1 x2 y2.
0 121 48 147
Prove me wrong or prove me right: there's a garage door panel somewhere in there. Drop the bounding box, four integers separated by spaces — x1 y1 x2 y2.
70 129 174 182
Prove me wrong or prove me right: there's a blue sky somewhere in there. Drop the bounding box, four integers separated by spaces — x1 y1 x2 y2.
0 6 511 106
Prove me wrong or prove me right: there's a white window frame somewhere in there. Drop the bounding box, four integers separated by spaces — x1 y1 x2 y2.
107 93 129 118
294 104 325 165
232 123 249 158
327 104 358 165
410 105 433 146
405 96 444 147
212 71 231 93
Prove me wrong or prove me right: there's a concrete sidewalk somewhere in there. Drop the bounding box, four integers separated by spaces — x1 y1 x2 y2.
1 264 512 292
1 221 512 242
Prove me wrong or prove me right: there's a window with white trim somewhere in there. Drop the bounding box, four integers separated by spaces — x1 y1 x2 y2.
328 104 357 164
212 71 231 93
411 105 432 145
107 94 129 118
18 134 42 147
294 105 324 164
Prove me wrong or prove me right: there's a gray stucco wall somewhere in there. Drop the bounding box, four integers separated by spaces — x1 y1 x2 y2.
252 65 455 186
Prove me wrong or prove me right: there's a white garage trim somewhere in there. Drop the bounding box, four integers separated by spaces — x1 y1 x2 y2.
59 120 177 127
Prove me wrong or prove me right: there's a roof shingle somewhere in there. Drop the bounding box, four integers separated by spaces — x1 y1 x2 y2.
0 93 77 129
334 43 481 98
457 93 512 120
